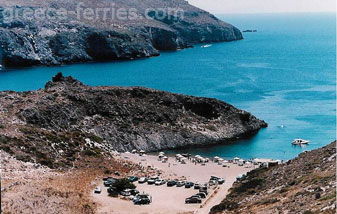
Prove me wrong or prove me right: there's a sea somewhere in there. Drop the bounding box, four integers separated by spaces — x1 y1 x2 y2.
0 13 335 160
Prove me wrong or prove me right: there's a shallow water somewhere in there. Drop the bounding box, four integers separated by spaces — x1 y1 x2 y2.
0 13 335 160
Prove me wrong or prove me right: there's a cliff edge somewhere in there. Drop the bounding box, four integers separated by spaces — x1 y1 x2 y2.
0 0 242 68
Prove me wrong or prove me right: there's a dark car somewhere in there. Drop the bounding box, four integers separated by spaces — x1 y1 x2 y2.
130 189 140 196
195 192 207 198
107 187 118 197
129 176 139 182
194 183 200 189
134 198 151 205
176 181 185 187
114 171 120 176
167 180 177 187
104 178 117 187
185 197 202 204
133 194 151 205
185 182 194 188
103 177 113 181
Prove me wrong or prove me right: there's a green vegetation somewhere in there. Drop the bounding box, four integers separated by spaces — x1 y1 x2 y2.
111 178 136 193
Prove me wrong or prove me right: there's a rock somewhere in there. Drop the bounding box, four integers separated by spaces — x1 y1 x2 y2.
0 0 242 68
0 73 266 168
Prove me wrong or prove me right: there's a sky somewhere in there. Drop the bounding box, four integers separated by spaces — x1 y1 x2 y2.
188 0 336 14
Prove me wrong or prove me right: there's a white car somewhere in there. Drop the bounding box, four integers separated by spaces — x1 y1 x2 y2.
94 187 101 194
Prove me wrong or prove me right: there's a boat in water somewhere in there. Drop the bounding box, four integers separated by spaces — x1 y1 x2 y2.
292 139 309 145
201 44 212 48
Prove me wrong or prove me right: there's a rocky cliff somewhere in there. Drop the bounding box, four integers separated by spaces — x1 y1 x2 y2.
0 0 242 68
211 141 336 214
0 73 266 168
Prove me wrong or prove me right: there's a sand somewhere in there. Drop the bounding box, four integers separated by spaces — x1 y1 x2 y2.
91 153 254 214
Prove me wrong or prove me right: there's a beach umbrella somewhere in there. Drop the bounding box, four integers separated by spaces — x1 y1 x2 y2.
214 156 219 159
234 157 240 160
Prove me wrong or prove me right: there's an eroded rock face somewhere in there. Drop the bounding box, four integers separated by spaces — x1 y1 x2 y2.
0 74 266 168
0 0 242 68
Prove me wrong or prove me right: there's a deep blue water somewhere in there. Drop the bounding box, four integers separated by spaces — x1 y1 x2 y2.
0 13 335 160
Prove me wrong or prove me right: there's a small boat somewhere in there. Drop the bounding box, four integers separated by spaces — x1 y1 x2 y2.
292 139 309 145
201 44 212 48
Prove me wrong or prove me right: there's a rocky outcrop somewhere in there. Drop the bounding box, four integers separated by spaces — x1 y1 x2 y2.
0 73 266 168
211 142 336 214
0 0 242 68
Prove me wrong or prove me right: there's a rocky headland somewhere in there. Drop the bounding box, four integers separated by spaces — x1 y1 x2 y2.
0 0 243 68
0 73 266 168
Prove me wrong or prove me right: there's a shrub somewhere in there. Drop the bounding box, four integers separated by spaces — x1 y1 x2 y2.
233 178 265 193
210 200 239 213
111 178 136 193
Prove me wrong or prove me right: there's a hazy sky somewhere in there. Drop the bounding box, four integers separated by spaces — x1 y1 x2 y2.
188 0 336 14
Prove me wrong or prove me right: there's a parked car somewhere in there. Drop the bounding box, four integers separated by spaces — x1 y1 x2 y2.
195 192 207 198
185 182 194 188
167 180 177 187
134 198 150 205
114 171 120 176
176 181 185 187
209 176 225 185
194 183 200 189
155 180 166 185
104 178 117 187
199 185 209 195
94 187 101 194
129 176 139 182
138 177 148 184
133 194 151 205
130 189 140 196
107 187 118 197
217 178 225 184
120 189 132 196
103 177 113 181
147 179 157 185
209 180 216 186
150 176 159 180
185 197 202 204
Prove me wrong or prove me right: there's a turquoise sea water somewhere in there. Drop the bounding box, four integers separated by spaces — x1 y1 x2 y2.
0 13 335 160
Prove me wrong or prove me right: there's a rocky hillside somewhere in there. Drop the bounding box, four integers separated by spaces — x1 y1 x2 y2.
0 0 242 68
211 142 336 214
0 73 266 168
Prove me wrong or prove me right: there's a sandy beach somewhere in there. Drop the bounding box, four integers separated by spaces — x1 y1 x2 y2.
92 153 254 214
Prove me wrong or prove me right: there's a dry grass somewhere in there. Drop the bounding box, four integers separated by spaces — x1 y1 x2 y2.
1 155 135 214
